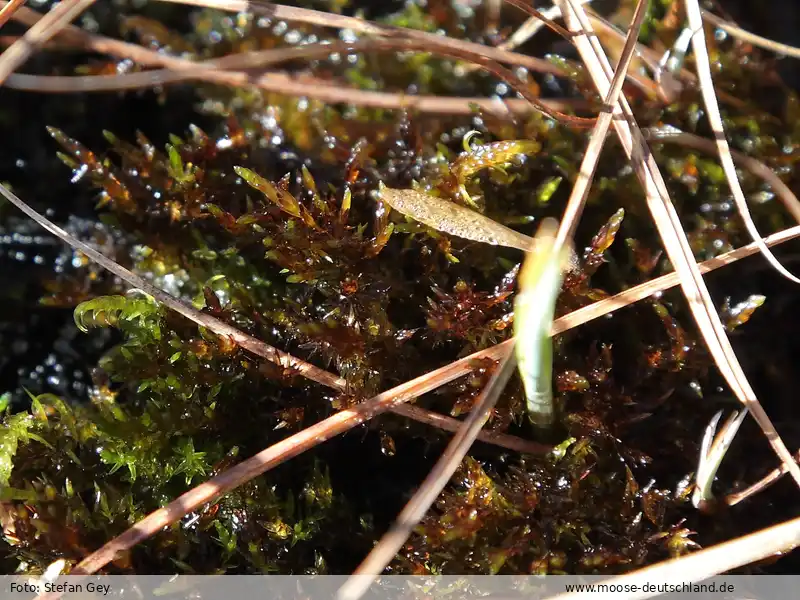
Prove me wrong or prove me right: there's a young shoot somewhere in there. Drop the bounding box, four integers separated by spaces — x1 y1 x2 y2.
513 218 572 429
693 408 748 513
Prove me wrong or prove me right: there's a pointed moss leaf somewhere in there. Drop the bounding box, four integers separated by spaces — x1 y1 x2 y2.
205 203 225 218
583 209 625 275
234 167 287 214
301 165 326 213
536 176 563 205
167 144 183 174
235 166 303 219
102 130 117 144
235 166 276 201
722 295 766 331
340 187 352 219
55 151 79 170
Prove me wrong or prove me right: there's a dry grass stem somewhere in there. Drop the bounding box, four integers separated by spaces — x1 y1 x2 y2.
0 0 95 85
153 0 564 76
340 350 518 600
545 513 800 600
0 0 26 31
725 447 800 506
575 8 763 112
554 223 800 335
497 0 593 53
390 404 546 454
159 0 575 42
4 74 587 117
156 0 665 101
702 10 800 59
557 0 800 490
554 0 649 252
4 74 589 117
644 128 800 224
2 2 591 119
725 466 795 507
684 0 800 284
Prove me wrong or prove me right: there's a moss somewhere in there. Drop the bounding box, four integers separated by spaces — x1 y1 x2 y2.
2 0 799 578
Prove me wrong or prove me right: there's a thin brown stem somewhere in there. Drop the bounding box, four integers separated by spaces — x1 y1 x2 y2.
158 0 576 46
497 1 593 53
553 225 800 336
702 10 800 60
685 0 800 284
724 452 799 506
545 513 800 600
0 0 26 31
558 0 800 489
6 72 587 116
341 349 517 600
6 35 597 127
3 2 594 123
554 0 649 253
155 0 664 101
0 0 94 85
